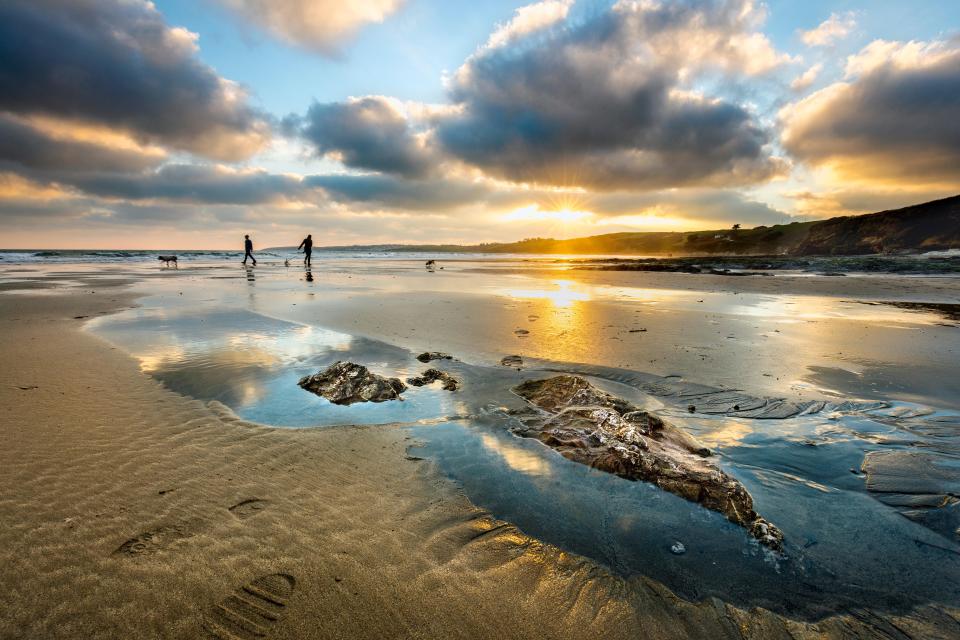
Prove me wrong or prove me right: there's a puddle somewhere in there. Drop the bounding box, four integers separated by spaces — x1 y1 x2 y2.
91 308 458 427
86 286 960 620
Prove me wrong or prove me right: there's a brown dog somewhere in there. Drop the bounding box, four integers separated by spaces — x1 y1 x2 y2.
158 255 178 267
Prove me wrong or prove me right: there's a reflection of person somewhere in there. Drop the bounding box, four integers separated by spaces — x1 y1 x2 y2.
243 234 257 266
298 234 313 268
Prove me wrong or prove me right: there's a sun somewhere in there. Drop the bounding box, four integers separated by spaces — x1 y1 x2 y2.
502 203 592 223
503 190 596 225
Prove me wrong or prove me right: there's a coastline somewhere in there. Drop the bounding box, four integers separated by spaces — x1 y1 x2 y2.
1 269 959 638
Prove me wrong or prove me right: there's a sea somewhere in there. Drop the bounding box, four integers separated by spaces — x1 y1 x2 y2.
2 247 960 274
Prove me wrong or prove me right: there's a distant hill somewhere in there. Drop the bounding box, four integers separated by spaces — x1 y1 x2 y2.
790 195 960 255
295 194 960 256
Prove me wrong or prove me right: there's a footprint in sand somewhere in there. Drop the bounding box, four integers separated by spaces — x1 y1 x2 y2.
228 499 269 520
113 524 194 556
203 573 296 640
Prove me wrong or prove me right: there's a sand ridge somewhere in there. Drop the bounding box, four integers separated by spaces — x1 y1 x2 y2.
1 280 959 639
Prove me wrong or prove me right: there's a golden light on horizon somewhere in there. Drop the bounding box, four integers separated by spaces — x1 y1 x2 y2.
502 203 592 224
500 278 591 308
593 212 698 231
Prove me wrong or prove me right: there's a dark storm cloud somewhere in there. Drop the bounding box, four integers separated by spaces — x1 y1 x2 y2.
304 174 488 210
0 114 164 174
0 0 270 161
433 0 783 189
61 164 315 205
299 98 436 177
781 41 960 184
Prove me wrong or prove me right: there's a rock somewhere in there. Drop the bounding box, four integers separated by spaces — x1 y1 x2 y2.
670 541 686 555
514 375 634 414
298 361 406 405
406 368 460 391
511 375 784 550
416 351 453 363
500 355 524 368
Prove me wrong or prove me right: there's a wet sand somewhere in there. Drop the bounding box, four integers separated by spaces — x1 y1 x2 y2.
2 262 960 639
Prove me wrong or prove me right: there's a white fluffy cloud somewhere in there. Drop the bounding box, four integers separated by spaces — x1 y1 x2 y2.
790 63 822 91
218 0 403 53
482 0 573 51
800 12 856 47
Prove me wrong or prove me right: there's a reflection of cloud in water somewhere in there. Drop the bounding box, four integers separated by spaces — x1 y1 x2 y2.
94 307 455 427
136 345 186 373
478 433 552 478
694 420 753 449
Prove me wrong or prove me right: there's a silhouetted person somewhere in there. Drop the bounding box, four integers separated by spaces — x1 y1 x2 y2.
298 234 313 268
243 234 256 266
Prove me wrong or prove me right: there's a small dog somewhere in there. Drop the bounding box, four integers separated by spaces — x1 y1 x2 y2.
425 259 436 270
158 255 178 267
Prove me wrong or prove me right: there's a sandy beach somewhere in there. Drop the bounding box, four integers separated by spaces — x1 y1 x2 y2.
2 259 960 639
4 0 960 636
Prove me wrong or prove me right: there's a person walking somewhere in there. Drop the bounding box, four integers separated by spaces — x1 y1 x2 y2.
243 234 257 266
297 234 313 268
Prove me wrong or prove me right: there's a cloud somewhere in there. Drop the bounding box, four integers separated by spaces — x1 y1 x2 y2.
587 189 791 225
58 164 318 205
787 187 957 219
800 12 856 47
217 0 403 53
482 0 573 51
790 63 823 92
0 0 270 161
434 0 788 190
304 174 489 210
299 97 438 177
780 38 960 186
0 113 166 173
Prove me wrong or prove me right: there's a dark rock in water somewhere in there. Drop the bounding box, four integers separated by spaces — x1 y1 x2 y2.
298 361 406 405
511 375 784 550
406 368 460 391
707 268 772 277
500 355 524 368
416 351 452 363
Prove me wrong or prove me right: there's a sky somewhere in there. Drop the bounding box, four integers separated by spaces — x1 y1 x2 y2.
1 0 958 249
